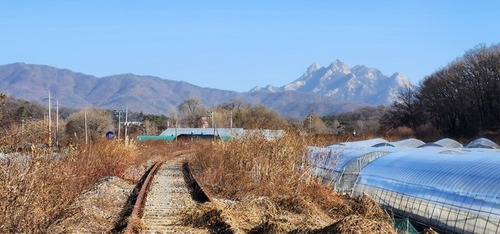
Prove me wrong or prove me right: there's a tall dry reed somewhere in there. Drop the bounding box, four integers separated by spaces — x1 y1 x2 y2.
189 131 317 200
186 132 395 233
0 138 142 233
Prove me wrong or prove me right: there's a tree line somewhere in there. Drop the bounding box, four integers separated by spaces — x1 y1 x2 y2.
0 90 398 149
382 43 500 138
0 94 294 149
172 98 288 130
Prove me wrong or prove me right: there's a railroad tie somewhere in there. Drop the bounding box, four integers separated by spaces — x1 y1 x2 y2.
140 158 205 233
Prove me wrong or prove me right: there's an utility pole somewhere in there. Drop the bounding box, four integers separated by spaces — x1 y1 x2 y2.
48 92 52 146
45 92 59 147
21 119 25 137
208 111 215 140
118 111 121 139
307 115 312 135
84 110 88 145
175 115 178 142
124 107 128 144
230 109 233 129
114 109 124 140
56 99 59 148
125 107 128 139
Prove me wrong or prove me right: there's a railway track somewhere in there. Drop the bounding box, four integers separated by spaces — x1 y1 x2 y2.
124 151 215 233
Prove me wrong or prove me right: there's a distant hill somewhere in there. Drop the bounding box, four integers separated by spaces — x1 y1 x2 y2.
0 62 410 118
0 63 239 115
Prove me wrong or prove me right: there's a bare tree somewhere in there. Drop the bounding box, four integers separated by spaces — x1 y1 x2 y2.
232 104 288 130
381 86 422 130
213 100 246 128
328 106 389 135
142 120 158 135
403 43 500 136
65 108 114 143
301 110 329 134
177 98 207 128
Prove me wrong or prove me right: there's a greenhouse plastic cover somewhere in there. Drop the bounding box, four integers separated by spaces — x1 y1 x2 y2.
356 150 500 205
309 137 500 233
465 137 500 149
391 138 425 148
417 138 463 148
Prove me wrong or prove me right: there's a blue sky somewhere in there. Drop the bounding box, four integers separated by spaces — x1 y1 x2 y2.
1 1 499 92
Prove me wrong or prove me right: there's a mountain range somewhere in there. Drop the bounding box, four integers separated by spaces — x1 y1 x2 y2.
251 59 411 105
0 61 411 118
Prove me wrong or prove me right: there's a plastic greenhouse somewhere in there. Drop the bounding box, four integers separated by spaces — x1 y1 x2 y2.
309 138 500 233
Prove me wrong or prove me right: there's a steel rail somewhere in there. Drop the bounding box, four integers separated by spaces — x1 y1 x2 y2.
124 160 163 233
124 150 195 233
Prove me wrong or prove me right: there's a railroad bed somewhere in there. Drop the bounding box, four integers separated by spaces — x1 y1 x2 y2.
130 156 208 233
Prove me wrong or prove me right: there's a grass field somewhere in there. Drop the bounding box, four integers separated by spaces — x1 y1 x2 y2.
0 130 396 233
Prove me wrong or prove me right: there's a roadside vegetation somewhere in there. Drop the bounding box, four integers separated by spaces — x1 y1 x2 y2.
185 132 395 233
0 43 498 232
0 140 143 233
0 95 395 233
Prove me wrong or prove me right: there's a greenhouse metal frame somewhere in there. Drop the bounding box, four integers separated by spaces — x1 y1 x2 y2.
309 138 500 233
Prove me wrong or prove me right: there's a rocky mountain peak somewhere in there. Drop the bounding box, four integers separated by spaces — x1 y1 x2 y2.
327 59 350 74
253 59 412 105
306 63 321 74
390 72 412 87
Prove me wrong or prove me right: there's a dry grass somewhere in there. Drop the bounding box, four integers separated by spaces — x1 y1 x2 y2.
0 119 49 152
181 204 232 233
0 152 74 232
188 132 310 199
325 214 396 234
0 131 151 233
47 176 135 233
0 121 397 233
0 118 193 233
186 131 396 233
